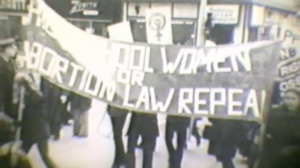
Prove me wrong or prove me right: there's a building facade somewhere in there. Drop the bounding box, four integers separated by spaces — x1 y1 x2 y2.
122 0 300 45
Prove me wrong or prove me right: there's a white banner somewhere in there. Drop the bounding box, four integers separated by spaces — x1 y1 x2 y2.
145 7 173 44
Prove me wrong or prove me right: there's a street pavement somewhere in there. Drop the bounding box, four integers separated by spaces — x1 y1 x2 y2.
27 101 248 168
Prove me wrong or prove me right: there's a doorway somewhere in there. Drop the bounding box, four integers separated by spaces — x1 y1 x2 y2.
211 25 235 45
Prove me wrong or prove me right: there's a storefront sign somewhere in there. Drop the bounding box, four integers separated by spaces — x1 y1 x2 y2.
207 5 239 24
0 0 27 14
70 1 99 16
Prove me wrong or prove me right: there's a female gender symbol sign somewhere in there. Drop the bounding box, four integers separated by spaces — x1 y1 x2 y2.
148 13 166 41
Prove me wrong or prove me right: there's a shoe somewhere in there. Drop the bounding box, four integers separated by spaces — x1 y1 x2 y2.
196 138 201 147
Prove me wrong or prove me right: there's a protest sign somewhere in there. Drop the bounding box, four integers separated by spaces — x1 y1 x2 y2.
145 6 173 45
268 25 300 103
21 0 281 121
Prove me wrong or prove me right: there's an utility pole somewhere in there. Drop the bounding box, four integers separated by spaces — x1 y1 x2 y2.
188 0 208 141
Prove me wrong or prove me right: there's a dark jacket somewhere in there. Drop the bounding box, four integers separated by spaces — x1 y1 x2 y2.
68 92 91 112
0 57 16 119
20 86 51 142
166 115 190 132
0 113 16 145
265 104 300 166
205 119 243 161
107 105 128 117
127 112 159 137
40 78 64 128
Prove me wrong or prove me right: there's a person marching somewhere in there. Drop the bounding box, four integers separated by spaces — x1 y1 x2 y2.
0 38 18 119
14 71 59 168
107 105 128 168
126 111 159 168
165 115 190 168
67 92 92 137
264 88 300 168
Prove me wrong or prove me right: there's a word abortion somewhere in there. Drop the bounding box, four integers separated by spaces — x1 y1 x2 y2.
123 86 266 118
24 42 116 101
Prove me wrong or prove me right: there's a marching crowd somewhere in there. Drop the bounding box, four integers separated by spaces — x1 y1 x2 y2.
0 37 299 168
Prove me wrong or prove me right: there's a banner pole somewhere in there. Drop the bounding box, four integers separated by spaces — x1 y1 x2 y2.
188 0 207 141
15 86 25 141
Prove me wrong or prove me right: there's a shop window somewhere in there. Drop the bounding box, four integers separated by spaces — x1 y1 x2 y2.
8 16 22 38
67 19 109 36
0 17 9 39
92 21 107 36
248 27 259 42
68 19 91 30
211 25 235 44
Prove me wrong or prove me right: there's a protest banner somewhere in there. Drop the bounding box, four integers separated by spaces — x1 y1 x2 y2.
21 0 281 121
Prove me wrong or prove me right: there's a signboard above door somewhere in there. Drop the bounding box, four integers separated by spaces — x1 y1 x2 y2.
0 0 28 15
45 0 113 20
207 5 239 25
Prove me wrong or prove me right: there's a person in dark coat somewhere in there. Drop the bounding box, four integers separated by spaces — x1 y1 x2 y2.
107 105 128 168
0 38 18 119
14 72 58 168
204 119 242 168
165 115 190 168
67 92 92 137
264 88 300 168
40 78 64 140
126 112 159 168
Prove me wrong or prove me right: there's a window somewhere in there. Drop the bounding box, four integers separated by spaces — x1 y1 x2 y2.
67 19 109 36
211 25 235 44
68 19 91 30
0 17 10 39
248 27 259 42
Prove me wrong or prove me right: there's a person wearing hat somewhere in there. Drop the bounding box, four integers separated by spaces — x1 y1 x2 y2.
0 38 18 119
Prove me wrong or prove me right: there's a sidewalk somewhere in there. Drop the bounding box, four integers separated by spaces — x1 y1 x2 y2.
27 100 247 168
28 125 247 168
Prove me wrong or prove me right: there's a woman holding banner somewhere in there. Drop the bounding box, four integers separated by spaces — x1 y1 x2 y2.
0 38 18 119
14 71 59 168
126 112 158 168
264 88 300 168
